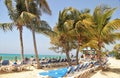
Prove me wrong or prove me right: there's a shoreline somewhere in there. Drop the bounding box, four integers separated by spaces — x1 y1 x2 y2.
0 54 66 61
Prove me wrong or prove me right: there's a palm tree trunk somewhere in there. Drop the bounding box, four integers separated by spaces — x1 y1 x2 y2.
31 27 41 69
25 0 29 11
65 51 71 66
25 0 41 69
97 42 103 70
19 28 24 61
76 45 80 64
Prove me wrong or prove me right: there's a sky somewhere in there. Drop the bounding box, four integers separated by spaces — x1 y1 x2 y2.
0 0 120 55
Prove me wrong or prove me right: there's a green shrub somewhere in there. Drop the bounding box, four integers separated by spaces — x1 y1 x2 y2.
14 56 17 62
114 51 120 59
0 56 2 62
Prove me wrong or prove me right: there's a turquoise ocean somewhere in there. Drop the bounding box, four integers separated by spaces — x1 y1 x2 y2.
0 54 66 61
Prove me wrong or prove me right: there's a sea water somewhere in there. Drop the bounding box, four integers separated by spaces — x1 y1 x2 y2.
0 54 66 61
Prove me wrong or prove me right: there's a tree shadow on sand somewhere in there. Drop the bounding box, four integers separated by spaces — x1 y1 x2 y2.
89 67 120 78
106 68 120 74
100 67 120 75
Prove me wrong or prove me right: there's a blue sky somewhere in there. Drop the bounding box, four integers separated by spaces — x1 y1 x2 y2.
0 0 120 55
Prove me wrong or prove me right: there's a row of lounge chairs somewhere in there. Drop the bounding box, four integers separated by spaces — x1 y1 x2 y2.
39 58 76 68
38 59 108 78
0 60 31 72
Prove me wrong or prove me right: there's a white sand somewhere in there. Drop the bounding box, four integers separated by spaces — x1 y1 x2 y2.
91 57 120 78
0 57 120 78
0 66 46 78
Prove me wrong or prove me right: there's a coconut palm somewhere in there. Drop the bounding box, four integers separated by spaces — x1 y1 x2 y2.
70 9 94 64
58 7 94 64
23 0 51 69
50 26 76 66
50 7 78 65
91 5 120 68
4 0 52 68
4 0 26 61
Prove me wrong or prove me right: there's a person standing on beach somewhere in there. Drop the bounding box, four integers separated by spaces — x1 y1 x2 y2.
30 56 34 65
13 56 17 65
70 53 74 58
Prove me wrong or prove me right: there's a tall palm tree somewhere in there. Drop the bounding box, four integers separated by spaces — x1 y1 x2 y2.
91 5 120 68
50 8 78 65
71 9 94 64
4 0 52 69
4 0 26 61
50 25 75 66
24 0 51 69
50 7 94 65
58 7 94 64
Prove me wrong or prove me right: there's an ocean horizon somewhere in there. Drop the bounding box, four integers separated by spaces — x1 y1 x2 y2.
0 53 66 61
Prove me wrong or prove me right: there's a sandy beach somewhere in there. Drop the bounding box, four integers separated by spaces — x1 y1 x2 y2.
0 57 120 78
91 57 120 78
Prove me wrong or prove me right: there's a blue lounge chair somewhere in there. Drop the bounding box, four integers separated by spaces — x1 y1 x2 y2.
69 64 80 74
39 66 73 78
2 60 9 65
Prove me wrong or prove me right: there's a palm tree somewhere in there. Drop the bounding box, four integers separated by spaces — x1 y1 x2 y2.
4 0 52 69
4 0 27 61
57 7 94 64
50 7 94 65
50 26 75 66
71 9 94 64
24 0 51 69
49 8 78 65
91 5 120 68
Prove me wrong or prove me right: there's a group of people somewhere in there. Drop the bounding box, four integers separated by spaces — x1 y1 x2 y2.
13 56 35 65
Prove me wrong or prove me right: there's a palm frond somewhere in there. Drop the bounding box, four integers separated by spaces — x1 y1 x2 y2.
17 11 37 25
102 19 120 34
37 0 51 15
82 40 98 50
32 20 56 37
0 23 14 31
4 0 12 10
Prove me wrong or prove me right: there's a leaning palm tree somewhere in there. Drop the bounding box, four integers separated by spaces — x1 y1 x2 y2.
58 7 94 64
50 25 75 66
4 0 26 61
70 8 94 64
91 5 120 68
23 0 51 69
4 0 52 69
50 8 78 66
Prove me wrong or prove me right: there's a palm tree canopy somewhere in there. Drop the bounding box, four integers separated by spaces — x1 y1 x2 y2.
93 6 120 33
92 5 120 45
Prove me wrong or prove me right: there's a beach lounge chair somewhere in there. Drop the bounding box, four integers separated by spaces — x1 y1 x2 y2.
38 66 73 78
65 64 81 77
0 65 15 72
81 62 90 70
68 64 80 74
102 59 109 69
2 60 9 65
